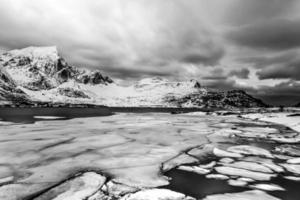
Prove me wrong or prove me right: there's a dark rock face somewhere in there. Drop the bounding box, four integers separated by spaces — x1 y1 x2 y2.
58 88 90 99
223 90 268 108
77 71 113 85
166 90 268 108
0 66 31 105
294 102 300 107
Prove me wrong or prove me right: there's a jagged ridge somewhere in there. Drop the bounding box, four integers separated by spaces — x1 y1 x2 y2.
0 46 113 91
0 46 268 108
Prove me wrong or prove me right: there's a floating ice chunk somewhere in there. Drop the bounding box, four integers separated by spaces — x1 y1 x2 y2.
284 176 300 181
34 172 106 200
203 190 280 200
187 144 214 160
227 145 273 158
269 137 300 144
206 174 229 180
287 157 300 164
280 164 300 175
250 183 285 191
183 112 207 116
274 144 300 157
237 177 255 183
213 148 243 158
0 176 14 185
103 181 139 197
120 189 195 200
162 154 198 172
87 191 107 200
215 166 276 181
227 179 247 187
219 158 234 164
178 165 210 174
261 163 285 173
0 166 13 179
34 116 65 119
199 161 217 169
222 161 273 173
274 154 294 160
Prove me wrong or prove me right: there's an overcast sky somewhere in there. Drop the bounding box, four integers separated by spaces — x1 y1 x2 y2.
0 0 300 105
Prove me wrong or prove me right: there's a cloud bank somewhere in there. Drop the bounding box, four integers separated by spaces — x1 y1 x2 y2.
0 0 300 105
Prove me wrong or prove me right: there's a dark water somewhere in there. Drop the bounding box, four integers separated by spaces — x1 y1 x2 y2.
164 121 300 200
164 168 247 199
0 107 112 123
164 168 300 200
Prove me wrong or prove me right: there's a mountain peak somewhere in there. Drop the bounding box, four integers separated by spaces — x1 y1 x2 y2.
7 46 59 61
136 77 168 86
0 46 113 90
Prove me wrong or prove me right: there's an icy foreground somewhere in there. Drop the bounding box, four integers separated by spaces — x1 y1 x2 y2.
0 112 300 199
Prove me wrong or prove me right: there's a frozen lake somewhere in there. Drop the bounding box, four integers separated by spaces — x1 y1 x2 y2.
0 112 300 200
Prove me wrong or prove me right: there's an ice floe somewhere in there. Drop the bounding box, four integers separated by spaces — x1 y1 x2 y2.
34 172 106 200
162 154 199 172
34 116 66 119
120 189 195 200
287 157 300 164
284 176 300 181
280 164 300 175
227 145 273 158
250 183 285 191
243 112 300 133
0 176 14 185
199 161 217 169
205 174 229 180
219 158 234 164
237 177 255 183
203 190 279 200
215 166 276 181
221 161 273 173
103 181 139 197
178 166 210 174
213 147 243 158
227 179 247 187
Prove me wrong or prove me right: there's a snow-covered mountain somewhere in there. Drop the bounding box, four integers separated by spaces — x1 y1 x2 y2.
0 46 113 91
0 64 31 105
0 46 267 108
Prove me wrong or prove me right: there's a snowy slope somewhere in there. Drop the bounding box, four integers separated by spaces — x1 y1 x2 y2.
19 77 207 107
0 64 31 105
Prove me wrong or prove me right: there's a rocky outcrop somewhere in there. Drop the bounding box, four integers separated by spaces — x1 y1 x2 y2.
166 90 268 108
0 65 31 105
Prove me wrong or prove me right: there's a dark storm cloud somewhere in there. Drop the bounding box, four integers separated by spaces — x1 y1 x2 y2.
202 68 227 80
237 51 298 69
254 81 300 106
1 0 300 105
238 51 300 80
229 68 249 79
227 19 300 50
257 62 300 80
224 0 298 25
0 0 225 79
181 48 224 66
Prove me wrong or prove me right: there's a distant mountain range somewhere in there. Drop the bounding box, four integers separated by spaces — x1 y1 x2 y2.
0 46 268 108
